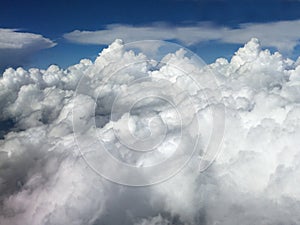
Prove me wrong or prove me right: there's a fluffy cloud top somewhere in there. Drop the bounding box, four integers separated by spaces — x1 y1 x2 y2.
64 20 300 52
0 38 300 225
0 29 56 71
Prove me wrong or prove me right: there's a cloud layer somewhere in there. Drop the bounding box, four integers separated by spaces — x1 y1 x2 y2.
1 38 300 225
64 20 300 52
0 29 56 71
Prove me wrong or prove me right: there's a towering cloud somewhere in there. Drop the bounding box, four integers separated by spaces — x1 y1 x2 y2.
0 38 300 225
0 29 56 71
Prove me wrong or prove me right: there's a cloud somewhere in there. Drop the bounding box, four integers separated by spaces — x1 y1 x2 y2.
63 23 224 46
64 20 300 52
0 29 56 71
0 38 300 224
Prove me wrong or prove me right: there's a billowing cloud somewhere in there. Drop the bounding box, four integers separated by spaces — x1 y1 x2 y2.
0 29 56 71
64 20 300 52
0 38 300 225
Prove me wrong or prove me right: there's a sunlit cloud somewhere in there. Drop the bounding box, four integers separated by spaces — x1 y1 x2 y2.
1 39 300 224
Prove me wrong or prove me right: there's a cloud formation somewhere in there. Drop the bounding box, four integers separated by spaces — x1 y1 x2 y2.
64 20 300 52
0 29 56 71
0 38 300 225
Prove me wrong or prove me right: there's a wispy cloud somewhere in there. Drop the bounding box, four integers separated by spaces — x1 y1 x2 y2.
64 20 300 52
0 29 56 71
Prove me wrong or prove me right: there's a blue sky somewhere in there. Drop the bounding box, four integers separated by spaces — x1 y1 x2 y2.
1 0 300 70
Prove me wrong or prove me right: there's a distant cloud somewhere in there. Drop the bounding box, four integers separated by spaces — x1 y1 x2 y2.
64 20 300 52
0 29 56 71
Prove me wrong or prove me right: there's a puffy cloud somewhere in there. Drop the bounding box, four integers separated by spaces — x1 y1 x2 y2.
0 29 56 71
64 20 300 52
0 38 300 225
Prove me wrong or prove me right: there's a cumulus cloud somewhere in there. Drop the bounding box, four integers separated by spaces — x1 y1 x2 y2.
64 20 300 52
0 38 300 225
0 29 56 71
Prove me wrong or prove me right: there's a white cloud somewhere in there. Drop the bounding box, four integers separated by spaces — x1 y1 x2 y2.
63 23 224 46
1 38 300 224
64 20 300 52
222 20 300 52
0 29 56 71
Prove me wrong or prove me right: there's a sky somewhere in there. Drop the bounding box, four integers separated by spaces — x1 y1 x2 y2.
2 1 300 225
1 0 300 70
